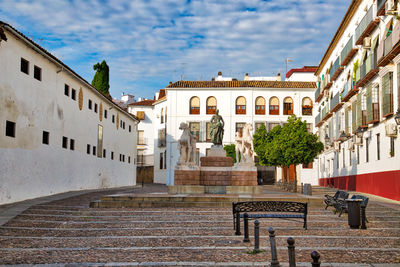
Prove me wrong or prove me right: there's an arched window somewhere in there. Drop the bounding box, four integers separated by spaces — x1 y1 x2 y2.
302 97 312 116
206 96 217 114
269 97 279 115
161 108 164 123
283 97 293 115
235 96 246 114
255 96 265 115
190 96 200 114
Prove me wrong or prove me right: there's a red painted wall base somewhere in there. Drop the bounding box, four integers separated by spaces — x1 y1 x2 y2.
319 170 400 201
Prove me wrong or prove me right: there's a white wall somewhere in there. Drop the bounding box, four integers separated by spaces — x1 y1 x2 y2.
0 29 138 204
153 99 167 184
166 86 317 185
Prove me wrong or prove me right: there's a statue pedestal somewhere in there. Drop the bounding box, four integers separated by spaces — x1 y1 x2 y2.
231 164 258 186
174 164 200 185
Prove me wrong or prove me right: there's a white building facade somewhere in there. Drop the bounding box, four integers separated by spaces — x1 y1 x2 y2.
314 0 400 201
0 22 139 204
165 80 318 186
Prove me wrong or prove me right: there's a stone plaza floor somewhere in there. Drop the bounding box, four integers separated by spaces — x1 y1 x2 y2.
0 184 399 266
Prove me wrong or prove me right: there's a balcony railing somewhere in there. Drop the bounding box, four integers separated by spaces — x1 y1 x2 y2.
355 67 361 83
357 52 378 87
138 137 148 145
367 103 380 124
341 36 358 66
330 92 340 111
378 22 400 66
315 113 321 126
315 83 321 101
355 6 378 45
341 82 349 99
330 56 343 81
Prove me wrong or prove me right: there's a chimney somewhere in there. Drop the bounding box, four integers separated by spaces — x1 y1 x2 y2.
244 73 249 81
218 71 222 76
211 77 215 81
277 72 281 81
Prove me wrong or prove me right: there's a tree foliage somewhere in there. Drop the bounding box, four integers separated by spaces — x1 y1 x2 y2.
224 144 239 163
253 115 323 167
91 60 110 96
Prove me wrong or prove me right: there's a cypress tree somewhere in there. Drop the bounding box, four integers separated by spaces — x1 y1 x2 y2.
91 60 110 96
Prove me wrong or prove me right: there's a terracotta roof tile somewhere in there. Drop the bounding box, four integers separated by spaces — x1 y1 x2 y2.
129 99 155 106
166 80 316 89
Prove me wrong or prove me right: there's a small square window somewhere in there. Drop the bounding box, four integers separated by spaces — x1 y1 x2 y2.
71 89 76 100
128 156 131 163
5 121 16 138
129 125 131 132
94 103 98 113
93 146 96 156
20 58 29 74
42 131 49 144
119 154 122 161
120 121 123 127
103 149 106 158
104 110 108 119
64 84 69 96
111 151 114 160
62 136 68 149
112 115 115 123
34 65 41 81
87 144 91 154
70 139 75 150
123 122 125 129
88 100 92 110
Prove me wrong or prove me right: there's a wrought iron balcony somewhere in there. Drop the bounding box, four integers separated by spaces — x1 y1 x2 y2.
330 92 343 113
356 52 379 87
341 36 358 66
330 56 343 81
378 22 400 67
355 5 379 45
315 113 321 126
315 84 321 102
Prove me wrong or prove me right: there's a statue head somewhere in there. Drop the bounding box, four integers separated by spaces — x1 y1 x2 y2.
179 122 189 130
215 109 219 115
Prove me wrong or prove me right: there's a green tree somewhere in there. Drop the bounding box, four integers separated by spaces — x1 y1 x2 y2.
224 144 239 163
91 60 110 96
253 115 324 190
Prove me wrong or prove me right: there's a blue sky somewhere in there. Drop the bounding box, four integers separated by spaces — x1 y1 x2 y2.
1 0 349 99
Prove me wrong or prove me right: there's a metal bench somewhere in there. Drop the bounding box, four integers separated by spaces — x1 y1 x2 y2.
232 201 308 236
324 190 349 210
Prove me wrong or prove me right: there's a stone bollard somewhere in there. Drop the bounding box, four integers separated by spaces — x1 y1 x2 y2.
243 213 250 242
268 227 280 267
287 237 296 267
235 207 241 235
254 220 260 252
311 251 321 267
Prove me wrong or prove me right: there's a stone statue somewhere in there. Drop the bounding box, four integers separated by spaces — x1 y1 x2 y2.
210 109 224 145
235 123 254 165
177 122 197 165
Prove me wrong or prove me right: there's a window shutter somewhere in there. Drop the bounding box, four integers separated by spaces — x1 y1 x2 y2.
366 83 372 123
382 72 393 116
345 108 349 134
335 114 340 139
356 93 362 128
352 101 357 133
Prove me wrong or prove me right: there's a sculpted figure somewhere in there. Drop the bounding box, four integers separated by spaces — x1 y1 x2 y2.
234 132 243 163
235 123 254 165
209 109 224 145
177 122 197 165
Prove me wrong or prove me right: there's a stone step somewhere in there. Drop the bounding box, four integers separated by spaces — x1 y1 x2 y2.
90 194 324 208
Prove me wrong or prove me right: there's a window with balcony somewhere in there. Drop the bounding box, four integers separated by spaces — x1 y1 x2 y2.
161 108 164 124
206 96 217 114
366 84 380 124
269 97 279 115
158 128 166 147
302 97 312 115
255 96 265 115
138 130 145 145
190 96 200 114
236 96 246 114
283 97 293 115
189 122 200 141
382 72 393 117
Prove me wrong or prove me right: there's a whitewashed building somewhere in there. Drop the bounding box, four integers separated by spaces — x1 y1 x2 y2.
0 22 139 204
165 79 318 186
314 0 400 201
285 66 318 82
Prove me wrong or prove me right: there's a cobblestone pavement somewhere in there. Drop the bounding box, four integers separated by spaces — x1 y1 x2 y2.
0 185 399 266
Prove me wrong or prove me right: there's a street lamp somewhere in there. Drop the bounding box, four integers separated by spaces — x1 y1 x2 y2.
355 126 364 138
338 130 348 142
395 108 400 125
324 134 330 145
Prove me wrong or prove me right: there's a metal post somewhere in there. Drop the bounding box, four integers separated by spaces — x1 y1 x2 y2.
311 251 321 267
243 213 250 242
287 237 296 267
235 207 241 235
268 227 280 267
301 183 304 194
254 220 260 252
361 205 367 229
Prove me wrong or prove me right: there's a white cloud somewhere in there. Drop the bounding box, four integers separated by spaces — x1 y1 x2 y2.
0 0 349 98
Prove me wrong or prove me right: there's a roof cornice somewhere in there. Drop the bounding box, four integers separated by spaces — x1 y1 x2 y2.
315 0 362 76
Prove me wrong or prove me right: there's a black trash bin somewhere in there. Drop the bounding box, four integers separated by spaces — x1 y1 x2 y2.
346 199 362 229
